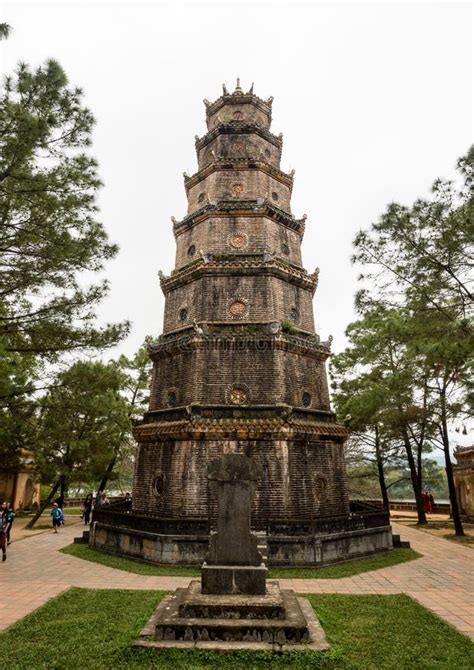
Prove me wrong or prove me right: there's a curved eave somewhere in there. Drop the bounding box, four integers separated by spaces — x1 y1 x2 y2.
173 200 306 237
159 258 319 295
148 331 331 360
184 159 293 194
195 122 282 152
134 416 348 443
205 93 272 121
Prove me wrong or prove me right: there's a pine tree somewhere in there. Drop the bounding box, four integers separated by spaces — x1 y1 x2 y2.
0 59 129 364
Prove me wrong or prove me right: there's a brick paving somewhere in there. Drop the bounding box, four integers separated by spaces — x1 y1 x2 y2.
0 521 472 640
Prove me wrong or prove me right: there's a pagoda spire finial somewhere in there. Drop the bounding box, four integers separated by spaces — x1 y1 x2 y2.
234 77 243 95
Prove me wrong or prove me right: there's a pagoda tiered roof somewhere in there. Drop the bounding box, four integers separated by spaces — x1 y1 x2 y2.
159 253 319 295
172 199 306 236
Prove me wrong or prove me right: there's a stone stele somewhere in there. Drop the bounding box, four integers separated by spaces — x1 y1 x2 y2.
134 451 330 653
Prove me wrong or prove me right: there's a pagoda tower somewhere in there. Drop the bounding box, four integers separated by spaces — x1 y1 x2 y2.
133 80 350 526
94 82 392 565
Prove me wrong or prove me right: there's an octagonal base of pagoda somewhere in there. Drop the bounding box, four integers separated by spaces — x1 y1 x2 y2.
89 510 393 567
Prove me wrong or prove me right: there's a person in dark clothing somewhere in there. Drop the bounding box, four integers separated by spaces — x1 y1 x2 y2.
428 491 435 513
6 502 15 545
82 494 93 525
1 501 8 562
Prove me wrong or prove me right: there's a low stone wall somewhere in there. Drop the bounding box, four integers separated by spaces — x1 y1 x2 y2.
90 522 208 565
267 526 393 566
89 520 393 567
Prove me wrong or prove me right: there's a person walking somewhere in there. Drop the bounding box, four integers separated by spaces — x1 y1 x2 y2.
427 491 434 514
6 502 15 545
51 502 63 533
82 494 93 525
1 501 8 562
422 491 433 514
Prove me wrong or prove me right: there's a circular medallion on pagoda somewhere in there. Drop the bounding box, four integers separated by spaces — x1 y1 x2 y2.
289 306 299 322
271 191 279 201
228 385 249 405
229 232 248 249
152 474 165 497
197 192 206 204
228 298 248 319
231 182 245 197
313 474 328 502
233 110 243 120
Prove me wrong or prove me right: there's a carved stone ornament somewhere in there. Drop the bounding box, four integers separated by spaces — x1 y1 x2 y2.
232 141 245 154
231 182 244 196
227 296 249 319
152 473 165 497
229 232 248 249
228 385 249 405
228 299 248 319
313 474 328 502
167 389 178 407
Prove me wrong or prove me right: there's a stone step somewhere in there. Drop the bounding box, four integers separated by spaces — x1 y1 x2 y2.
154 586 310 644
392 534 410 549
73 530 90 545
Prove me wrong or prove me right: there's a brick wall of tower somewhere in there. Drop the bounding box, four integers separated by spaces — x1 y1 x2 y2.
187 170 291 215
207 102 271 130
132 438 349 523
148 346 329 411
175 216 303 269
198 132 281 169
162 275 315 333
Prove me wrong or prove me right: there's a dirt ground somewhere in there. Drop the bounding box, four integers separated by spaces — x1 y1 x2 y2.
8 512 82 543
391 511 474 547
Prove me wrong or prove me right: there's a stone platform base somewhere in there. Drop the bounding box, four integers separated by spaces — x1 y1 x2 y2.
90 520 393 567
201 563 267 595
133 580 329 652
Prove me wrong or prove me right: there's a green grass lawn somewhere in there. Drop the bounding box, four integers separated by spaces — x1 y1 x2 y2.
61 542 420 579
0 588 471 669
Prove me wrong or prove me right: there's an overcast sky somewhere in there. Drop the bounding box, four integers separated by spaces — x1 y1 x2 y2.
2 1 472 362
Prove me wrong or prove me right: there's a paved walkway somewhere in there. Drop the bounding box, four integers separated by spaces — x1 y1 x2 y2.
0 522 472 639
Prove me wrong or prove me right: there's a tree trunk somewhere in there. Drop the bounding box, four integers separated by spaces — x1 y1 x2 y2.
25 480 60 529
439 391 464 536
374 426 390 510
403 431 427 525
57 474 67 508
97 454 117 494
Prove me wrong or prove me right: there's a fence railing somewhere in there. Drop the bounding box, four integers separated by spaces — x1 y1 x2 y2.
91 501 390 537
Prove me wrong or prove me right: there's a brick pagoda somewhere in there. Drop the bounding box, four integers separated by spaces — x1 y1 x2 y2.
90 82 392 565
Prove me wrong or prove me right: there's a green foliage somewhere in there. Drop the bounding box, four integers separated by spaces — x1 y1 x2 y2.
353 147 473 321
280 319 297 334
333 148 473 530
0 59 129 360
0 56 130 474
0 588 472 669
36 360 131 489
0 23 11 40
348 461 447 501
